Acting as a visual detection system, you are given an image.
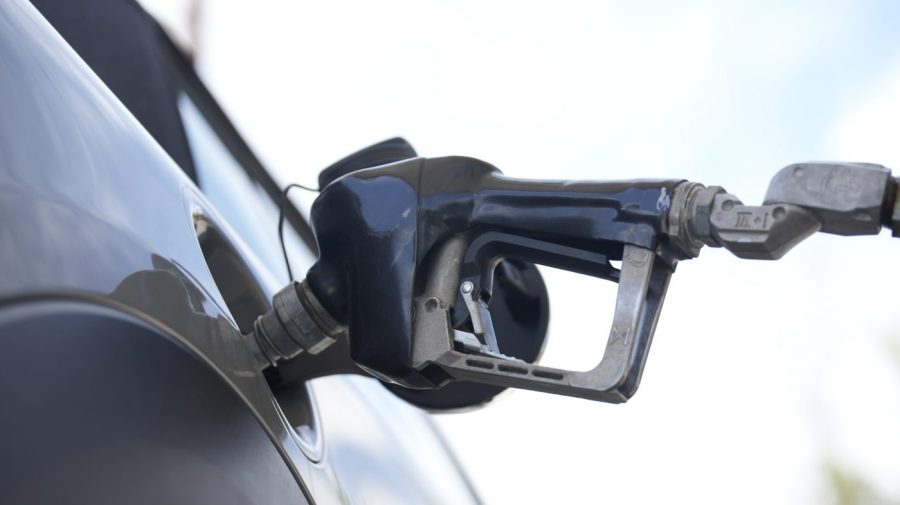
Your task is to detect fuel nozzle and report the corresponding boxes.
[251,156,899,406]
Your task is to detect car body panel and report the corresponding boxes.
[0,1,478,503]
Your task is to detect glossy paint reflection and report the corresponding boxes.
[0,2,480,504]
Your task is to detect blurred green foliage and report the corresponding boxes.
[825,460,898,505]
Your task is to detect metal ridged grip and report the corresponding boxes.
[251,280,345,368]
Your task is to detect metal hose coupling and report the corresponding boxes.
[250,279,346,368]
[668,163,897,261]
[667,180,821,260]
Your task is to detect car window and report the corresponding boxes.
[177,92,314,283]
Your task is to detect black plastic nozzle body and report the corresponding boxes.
[305,156,684,387]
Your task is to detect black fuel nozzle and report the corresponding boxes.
[250,157,900,404]
[294,156,689,402]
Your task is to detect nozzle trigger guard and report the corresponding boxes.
[412,232,673,403]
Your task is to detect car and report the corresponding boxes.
[0,1,482,503]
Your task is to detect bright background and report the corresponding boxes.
[140,1,900,503]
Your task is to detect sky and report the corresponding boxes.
[141,1,900,503]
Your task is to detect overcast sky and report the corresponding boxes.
[142,1,900,503]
